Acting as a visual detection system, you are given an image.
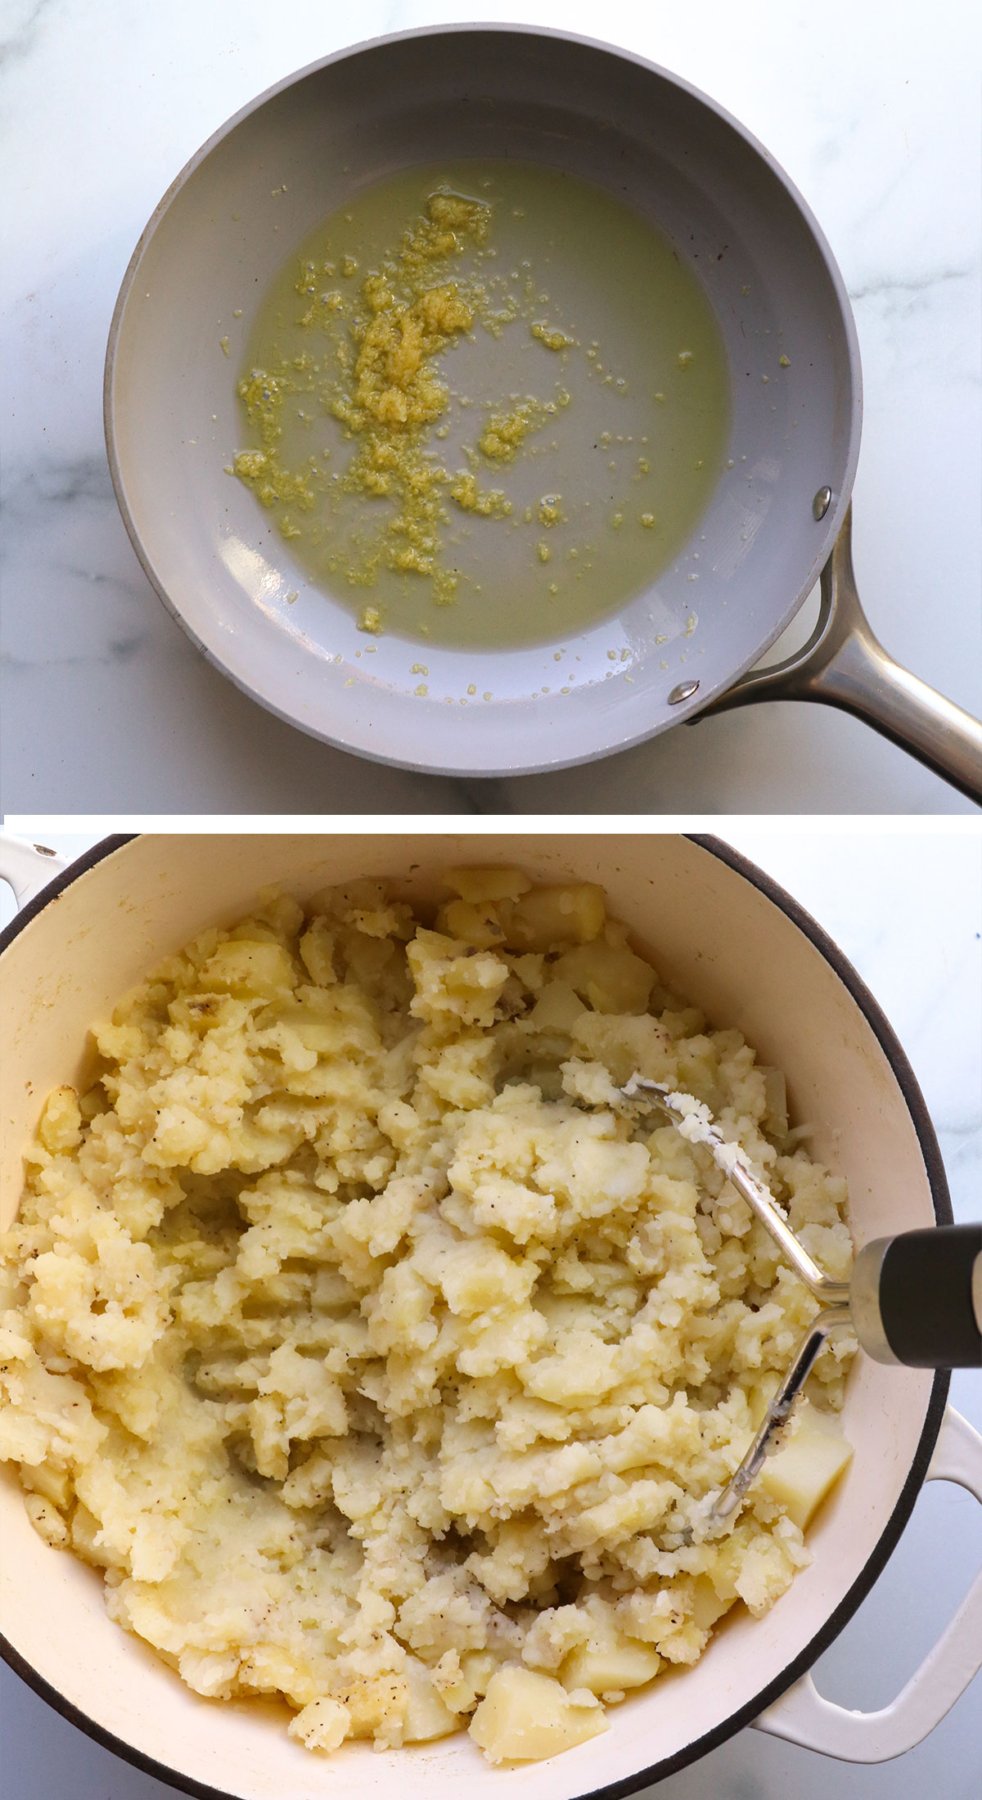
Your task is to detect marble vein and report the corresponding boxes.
[1,458,117,526]
[0,0,58,70]
[849,265,976,302]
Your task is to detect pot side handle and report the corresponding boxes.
[753,1406,982,1762]
[703,509,982,806]
[0,834,67,909]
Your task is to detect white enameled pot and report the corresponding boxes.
[1,833,979,1799]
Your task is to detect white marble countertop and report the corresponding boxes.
[2,0,980,814]
[0,825,979,1796]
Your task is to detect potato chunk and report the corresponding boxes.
[402,1657,462,1742]
[554,940,655,1014]
[443,866,532,903]
[504,884,606,950]
[561,1624,661,1695]
[760,1403,853,1529]
[37,1086,82,1154]
[469,1666,607,1764]
[288,1695,351,1752]
[691,1574,733,1632]
[201,939,297,999]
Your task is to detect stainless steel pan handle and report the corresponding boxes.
[705,508,982,805]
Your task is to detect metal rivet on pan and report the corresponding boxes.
[34,844,58,857]
[812,485,832,521]
[669,680,700,705]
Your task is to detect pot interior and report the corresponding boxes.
[0,834,939,1799]
[107,28,859,773]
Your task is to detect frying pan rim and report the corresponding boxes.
[103,22,863,779]
[0,830,950,1797]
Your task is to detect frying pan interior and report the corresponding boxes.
[108,27,860,772]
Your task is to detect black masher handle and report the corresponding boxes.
[852,1224,982,1368]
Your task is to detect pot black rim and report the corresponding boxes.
[0,830,952,1800]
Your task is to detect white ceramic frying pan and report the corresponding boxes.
[1,832,979,1800]
[104,26,982,796]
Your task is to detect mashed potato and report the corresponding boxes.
[0,871,854,1764]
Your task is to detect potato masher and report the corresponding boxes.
[617,1075,982,1532]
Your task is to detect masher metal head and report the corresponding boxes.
[612,1076,981,1539]
[615,1077,851,1536]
